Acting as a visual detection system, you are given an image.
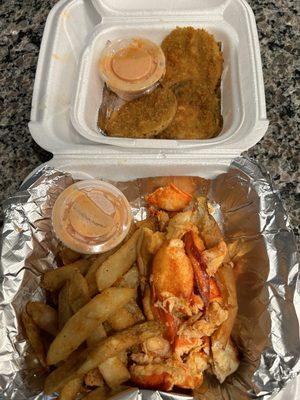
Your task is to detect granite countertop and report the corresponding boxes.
[0,0,299,247]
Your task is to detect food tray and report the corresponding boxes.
[5,0,296,398]
[29,0,268,153]
[71,0,268,148]
[1,160,299,400]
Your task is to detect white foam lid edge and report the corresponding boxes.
[91,0,231,17]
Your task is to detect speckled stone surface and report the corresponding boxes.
[0,0,299,247]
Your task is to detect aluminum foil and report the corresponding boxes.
[0,157,299,400]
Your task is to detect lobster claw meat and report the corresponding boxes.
[183,230,210,308]
[146,184,192,212]
[152,289,179,344]
[202,240,228,276]
[209,276,222,302]
[128,186,239,392]
[130,368,173,391]
[174,335,205,358]
[152,239,194,300]
[130,361,203,391]
[151,239,194,342]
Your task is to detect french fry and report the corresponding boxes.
[47,288,135,365]
[142,284,154,321]
[137,228,152,287]
[42,259,91,292]
[137,228,164,291]
[107,300,144,331]
[68,270,91,313]
[44,348,87,394]
[85,249,116,297]
[86,254,99,264]
[135,217,157,231]
[103,321,114,336]
[42,330,55,355]
[117,351,127,365]
[81,385,107,400]
[227,241,239,261]
[21,309,46,367]
[98,356,130,388]
[227,239,253,261]
[47,290,59,308]
[87,322,107,347]
[214,263,238,348]
[86,223,137,296]
[84,368,103,387]
[96,228,142,291]
[59,247,82,265]
[77,321,163,375]
[58,281,73,330]
[107,307,135,331]
[59,377,82,400]
[114,265,139,289]
[123,299,145,323]
[26,301,58,336]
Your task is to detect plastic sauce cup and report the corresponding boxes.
[52,180,132,254]
[99,37,166,100]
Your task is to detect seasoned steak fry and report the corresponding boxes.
[21,309,47,368]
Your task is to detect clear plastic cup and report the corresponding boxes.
[52,180,132,254]
[99,37,166,100]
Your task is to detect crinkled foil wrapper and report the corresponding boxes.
[0,157,299,400]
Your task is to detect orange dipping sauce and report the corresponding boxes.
[52,180,132,254]
[99,37,165,100]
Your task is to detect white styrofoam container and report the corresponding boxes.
[70,0,269,148]
[26,0,298,397]
[29,0,269,155]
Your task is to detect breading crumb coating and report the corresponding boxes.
[161,27,223,91]
[104,86,177,138]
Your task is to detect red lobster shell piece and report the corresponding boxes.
[209,277,222,303]
[131,369,173,391]
[130,361,203,390]
[145,184,193,212]
[183,230,210,308]
[152,302,179,344]
[151,239,194,343]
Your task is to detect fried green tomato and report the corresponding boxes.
[103,87,177,138]
[158,80,223,140]
[161,27,223,91]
